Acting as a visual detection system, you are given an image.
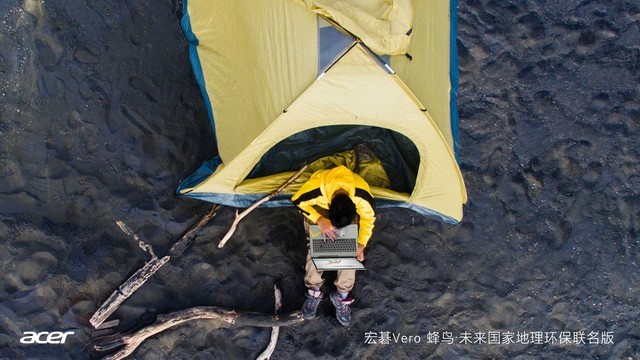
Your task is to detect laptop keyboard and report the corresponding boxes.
[312,238,357,254]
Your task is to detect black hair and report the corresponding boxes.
[329,193,356,228]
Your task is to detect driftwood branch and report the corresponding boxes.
[256,285,283,360]
[168,204,222,257]
[218,165,308,248]
[90,205,221,328]
[93,291,303,360]
[90,256,170,328]
[116,221,156,258]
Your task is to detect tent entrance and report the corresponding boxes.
[245,125,419,194]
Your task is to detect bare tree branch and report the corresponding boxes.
[256,285,283,360]
[90,205,221,328]
[218,165,308,248]
[93,307,304,360]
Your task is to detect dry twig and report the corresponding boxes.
[218,165,308,248]
[116,221,156,258]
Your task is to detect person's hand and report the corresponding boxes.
[357,244,365,261]
[317,217,338,240]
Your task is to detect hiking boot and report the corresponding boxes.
[330,290,354,327]
[301,289,323,320]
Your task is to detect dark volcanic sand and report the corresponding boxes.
[0,1,639,359]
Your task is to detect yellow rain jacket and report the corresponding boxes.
[292,166,376,246]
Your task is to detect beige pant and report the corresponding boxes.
[304,217,356,293]
[304,252,356,293]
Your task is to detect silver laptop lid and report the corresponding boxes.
[312,258,365,271]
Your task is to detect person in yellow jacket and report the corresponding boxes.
[291,165,375,326]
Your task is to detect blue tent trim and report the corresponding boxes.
[178,0,222,194]
[176,155,222,194]
[181,191,459,224]
[449,0,461,163]
[181,0,218,145]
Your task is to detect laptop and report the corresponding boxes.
[309,224,365,271]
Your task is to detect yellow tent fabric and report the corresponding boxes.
[298,0,413,55]
[179,0,466,223]
[185,0,318,163]
[182,44,466,222]
[392,0,455,149]
[184,0,456,156]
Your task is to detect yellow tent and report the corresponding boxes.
[178,0,467,223]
